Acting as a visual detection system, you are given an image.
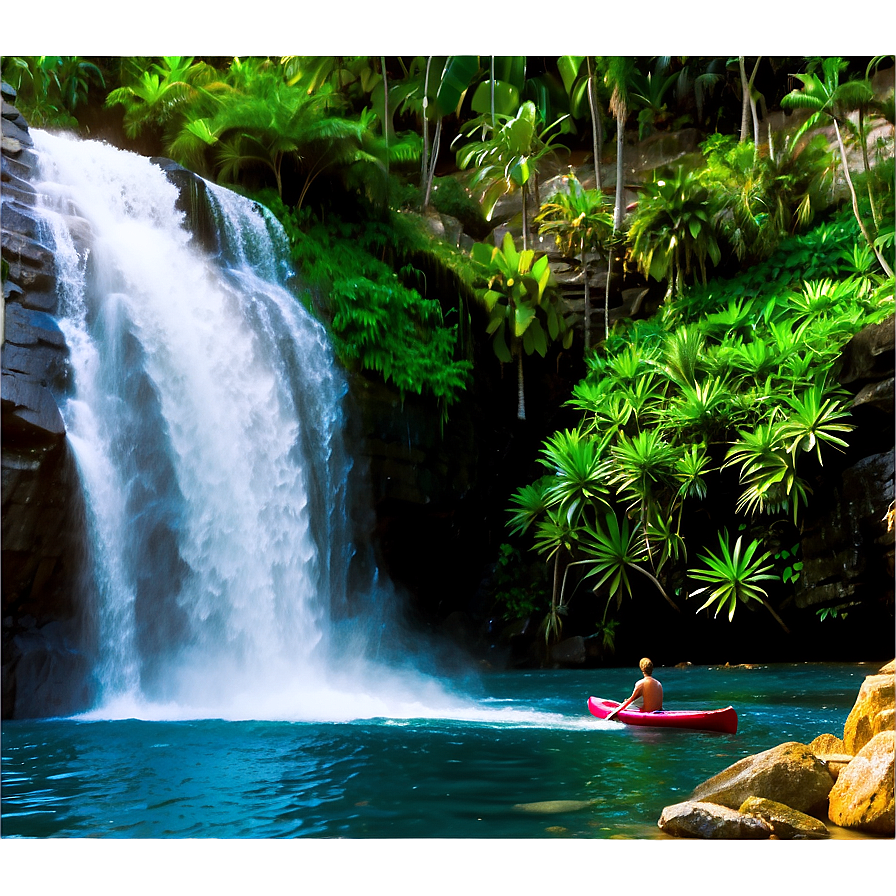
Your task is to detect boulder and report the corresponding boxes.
[828,730,895,835]
[658,800,773,839]
[689,741,833,814]
[739,796,829,839]
[839,314,896,385]
[808,732,848,756]
[808,732,853,780]
[843,667,896,754]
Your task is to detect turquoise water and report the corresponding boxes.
[1,662,881,840]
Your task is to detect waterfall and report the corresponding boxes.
[30,131,467,722]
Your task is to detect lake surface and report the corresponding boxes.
[0,662,886,840]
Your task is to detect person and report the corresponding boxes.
[607,657,663,719]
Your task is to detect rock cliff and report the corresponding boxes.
[2,82,94,718]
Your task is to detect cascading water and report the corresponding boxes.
[30,131,497,723]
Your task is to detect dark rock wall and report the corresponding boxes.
[2,82,96,718]
[796,315,895,613]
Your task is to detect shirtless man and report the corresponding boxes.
[607,657,663,719]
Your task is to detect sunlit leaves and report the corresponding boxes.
[507,477,553,537]
[539,429,612,522]
[626,168,722,295]
[779,381,853,464]
[607,430,677,506]
[689,531,779,621]
[724,422,812,522]
[579,513,647,605]
[471,232,573,415]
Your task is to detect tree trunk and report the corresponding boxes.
[603,249,613,343]
[381,56,389,175]
[421,56,431,209]
[834,118,894,277]
[423,118,441,209]
[587,56,603,192]
[521,181,529,250]
[582,234,591,351]
[614,107,625,231]
[857,108,880,227]
[490,56,496,130]
[740,57,761,146]
[516,349,526,420]
[739,57,750,142]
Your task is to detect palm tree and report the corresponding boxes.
[535,175,614,349]
[630,58,681,139]
[169,62,386,204]
[105,56,223,141]
[599,57,636,342]
[471,231,573,420]
[782,57,894,278]
[558,55,604,191]
[737,56,762,146]
[626,168,722,298]
[602,56,636,233]
[457,101,569,250]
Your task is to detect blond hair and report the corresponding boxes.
[639,657,654,676]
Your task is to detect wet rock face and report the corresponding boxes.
[1,82,94,719]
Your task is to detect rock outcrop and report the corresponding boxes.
[688,741,834,815]
[796,315,895,613]
[660,660,896,839]
[738,796,829,839]
[843,663,896,754]
[658,800,773,839]
[828,730,895,835]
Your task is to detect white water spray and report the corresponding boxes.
[30,132,570,727]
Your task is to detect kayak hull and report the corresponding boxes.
[588,696,738,734]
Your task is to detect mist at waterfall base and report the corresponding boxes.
[30,129,505,725]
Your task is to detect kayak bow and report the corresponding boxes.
[588,696,737,734]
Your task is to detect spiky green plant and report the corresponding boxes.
[578,513,679,612]
[626,167,722,297]
[689,531,786,631]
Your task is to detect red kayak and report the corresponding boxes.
[588,696,738,734]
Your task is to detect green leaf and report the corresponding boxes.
[514,303,536,337]
[557,56,585,94]
[470,79,520,117]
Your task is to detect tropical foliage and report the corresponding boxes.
[470,232,573,420]
[1,55,105,127]
[535,175,615,347]
[7,55,894,650]
[505,207,893,644]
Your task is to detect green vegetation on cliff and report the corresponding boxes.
[4,54,893,650]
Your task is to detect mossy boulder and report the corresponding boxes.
[739,796,829,839]
[828,730,895,835]
[689,741,833,814]
[658,800,773,839]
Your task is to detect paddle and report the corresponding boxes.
[605,703,623,722]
